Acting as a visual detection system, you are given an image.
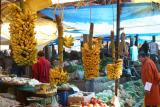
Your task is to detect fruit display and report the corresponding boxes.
[49,67,68,85]
[81,97,109,107]
[0,77,29,85]
[106,59,123,80]
[63,35,74,48]
[9,8,37,65]
[82,38,101,80]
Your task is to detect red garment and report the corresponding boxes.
[141,57,160,105]
[32,57,51,83]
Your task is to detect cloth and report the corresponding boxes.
[141,58,160,105]
[142,97,160,107]
[130,45,138,61]
[149,42,159,55]
[32,57,51,83]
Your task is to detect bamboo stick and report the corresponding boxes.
[88,23,94,49]
[55,15,63,72]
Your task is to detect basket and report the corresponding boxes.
[35,83,57,95]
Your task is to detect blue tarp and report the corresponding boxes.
[40,2,160,36]
[40,3,160,23]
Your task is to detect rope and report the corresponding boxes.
[111,0,115,30]
[123,23,160,28]
[89,0,92,23]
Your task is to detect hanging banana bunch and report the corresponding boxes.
[82,38,101,80]
[49,67,68,86]
[106,59,123,80]
[1,3,21,22]
[9,8,37,65]
[63,35,74,48]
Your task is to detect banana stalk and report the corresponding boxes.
[55,15,63,72]
[111,31,115,63]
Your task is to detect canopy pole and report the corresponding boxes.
[0,21,1,51]
[55,15,63,72]
[115,0,121,96]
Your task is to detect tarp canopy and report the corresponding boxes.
[1,18,57,50]
[40,2,160,37]
[133,0,160,3]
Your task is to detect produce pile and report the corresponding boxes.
[9,7,37,65]
[95,79,144,107]
[49,67,68,85]
[81,97,109,107]
[82,38,101,80]
[106,59,123,80]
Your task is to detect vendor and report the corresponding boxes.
[32,51,51,83]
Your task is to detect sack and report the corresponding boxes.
[24,0,52,12]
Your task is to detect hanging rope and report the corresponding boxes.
[89,0,92,23]
[54,0,64,20]
[111,0,115,31]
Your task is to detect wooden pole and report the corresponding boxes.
[88,23,94,49]
[55,15,63,72]
[135,35,138,46]
[0,20,1,51]
[115,0,121,96]
[111,31,115,63]
[87,22,94,92]
[19,0,24,10]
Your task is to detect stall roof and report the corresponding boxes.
[40,2,160,36]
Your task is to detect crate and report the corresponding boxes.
[57,90,76,107]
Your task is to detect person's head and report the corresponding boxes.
[37,50,44,57]
[138,51,148,63]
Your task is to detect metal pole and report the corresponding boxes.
[115,0,121,96]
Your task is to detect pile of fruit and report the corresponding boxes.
[82,97,109,107]
[9,7,37,65]
[49,67,68,85]
[82,38,101,80]
[106,59,123,80]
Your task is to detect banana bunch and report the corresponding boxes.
[49,67,68,85]
[63,35,74,48]
[106,59,123,80]
[1,3,21,21]
[9,9,37,65]
[82,38,101,80]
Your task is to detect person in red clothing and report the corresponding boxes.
[139,51,160,107]
[32,51,51,83]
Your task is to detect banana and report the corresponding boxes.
[82,38,101,80]
[49,67,68,86]
[63,35,74,48]
[9,8,37,65]
[106,59,123,80]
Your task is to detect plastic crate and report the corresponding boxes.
[57,90,76,107]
